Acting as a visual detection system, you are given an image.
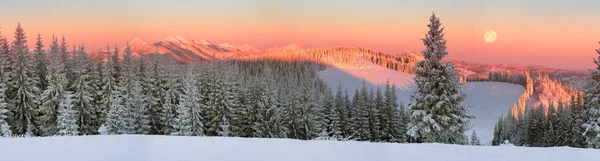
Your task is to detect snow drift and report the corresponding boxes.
[0,135,597,161]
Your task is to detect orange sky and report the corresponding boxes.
[1,0,599,70]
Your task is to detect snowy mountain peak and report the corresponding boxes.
[129,37,147,45]
[163,35,191,44]
[193,39,213,46]
[218,43,235,48]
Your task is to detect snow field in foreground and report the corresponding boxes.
[0,135,598,161]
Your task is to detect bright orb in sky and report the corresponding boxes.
[484,30,497,43]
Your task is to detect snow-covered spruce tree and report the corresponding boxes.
[563,94,587,148]
[334,84,351,139]
[251,66,286,138]
[38,35,67,136]
[90,47,106,130]
[470,130,481,146]
[525,106,546,147]
[396,101,409,143]
[70,45,98,135]
[58,36,75,88]
[366,88,380,142]
[381,82,407,143]
[0,30,11,80]
[143,53,166,135]
[0,31,12,137]
[8,23,41,136]
[297,78,322,140]
[202,62,239,136]
[0,76,11,137]
[324,86,342,140]
[100,45,131,135]
[583,42,600,149]
[57,92,78,136]
[555,102,569,146]
[128,57,150,134]
[160,56,179,135]
[172,64,204,136]
[117,43,148,134]
[33,33,47,91]
[407,13,474,144]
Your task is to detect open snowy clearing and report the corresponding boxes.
[0,135,598,161]
[318,66,525,144]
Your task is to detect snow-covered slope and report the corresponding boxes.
[1,135,597,161]
[318,66,524,144]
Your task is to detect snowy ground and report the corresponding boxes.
[318,66,524,144]
[0,135,598,161]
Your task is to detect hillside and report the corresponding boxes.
[1,135,598,161]
[317,65,525,144]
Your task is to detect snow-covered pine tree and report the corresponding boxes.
[0,31,12,137]
[525,106,546,147]
[334,83,351,139]
[8,22,41,136]
[470,130,481,146]
[100,44,131,135]
[545,103,559,146]
[57,92,78,136]
[569,95,587,148]
[59,36,75,87]
[375,86,389,142]
[353,83,370,141]
[366,88,380,142]
[144,53,166,135]
[250,66,286,138]
[382,82,407,143]
[203,63,239,137]
[33,33,47,91]
[583,42,600,149]
[0,74,11,137]
[38,35,67,136]
[116,43,148,134]
[324,86,342,140]
[160,56,179,135]
[492,116,504,145]
[0,30,10,80]
[70,45,97,135]
[90,47,106,130]
[407,13,474,144]
[172,64,204,136]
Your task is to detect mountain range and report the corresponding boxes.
[92,35,590,89]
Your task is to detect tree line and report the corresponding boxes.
[0,23,414,144]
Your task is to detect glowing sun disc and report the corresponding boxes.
[484,30,497,43]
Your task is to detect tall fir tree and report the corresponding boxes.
[99,44,130,135]
[203,63,240,136]
[0,73,11,137]
[8,22,41,136]
[172,65,204,136]
[144,54,166,134]
[407,13,474,143]
[0,30,12,137]
[33,33,47,91]
[583,42,600,149]
[160,56,179,135]
[70,45,97,135]
[38,35,68,136]
[470,130,481,146]
[56,92,78,136]
[90,47,106,130]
